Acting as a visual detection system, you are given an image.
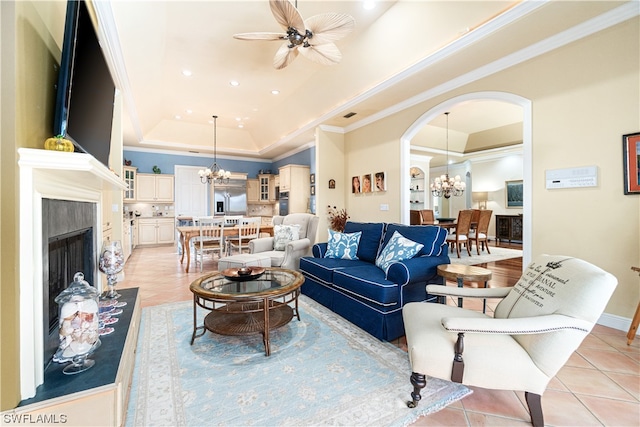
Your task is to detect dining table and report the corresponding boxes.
[177,224,275,273]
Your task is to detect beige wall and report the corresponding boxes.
[342,19,640,320]
[1,0,66,410]
[315,127,346,242]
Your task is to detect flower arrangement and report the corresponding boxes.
[327,205,349,232]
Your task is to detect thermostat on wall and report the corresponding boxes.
[545,166,598,189]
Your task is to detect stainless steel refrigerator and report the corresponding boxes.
[211,180,247,216]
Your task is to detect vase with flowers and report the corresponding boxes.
[327,205,349,232]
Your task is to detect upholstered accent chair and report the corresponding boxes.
[249,213,319,270]
[402,254,617,426]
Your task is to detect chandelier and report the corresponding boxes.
[198,115,231,184]
[430,112,465,198]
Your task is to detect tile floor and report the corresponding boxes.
[119,244,640,426]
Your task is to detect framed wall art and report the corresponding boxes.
[310,173,315,184]
[351,176,360,193]
[362,174,373,193]
[374,171,386,192]
[623,132,640,194]
[505,180,523,208]
[310,185,315,195]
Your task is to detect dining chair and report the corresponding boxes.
[419,209,435,225]
[192,216,225,272]
[223,215,243,227]
[469,209,492,255]
[446,210,472,258]
[226,217,261,255]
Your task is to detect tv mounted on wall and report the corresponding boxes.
[53,0,115,169]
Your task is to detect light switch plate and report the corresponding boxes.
[380,204,389,211]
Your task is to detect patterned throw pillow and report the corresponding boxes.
[273,224,301,251]
[375,231,424,273]
[324,230,362,260]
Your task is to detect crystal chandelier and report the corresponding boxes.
[198,115,231,184]
[430,112,465,198]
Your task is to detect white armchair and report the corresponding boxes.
[249,213,319,270]
[402,254,617,426]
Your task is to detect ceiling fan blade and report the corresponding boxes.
[305,13,355,45]
[270,0,304,32]
[233,32,286,41]
[273,43,299,69]
[299,43,342,66]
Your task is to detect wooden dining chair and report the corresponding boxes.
[469,209,492,255]
[419,209,435,225]
[226,217,261,255]
[446,210,472,258]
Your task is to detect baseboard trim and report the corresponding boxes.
[598,312,636,336]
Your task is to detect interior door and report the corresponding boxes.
[174,165,207,217]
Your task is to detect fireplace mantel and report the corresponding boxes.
[18,148,126,399]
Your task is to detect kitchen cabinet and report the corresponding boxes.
[278,165,310,213]
[137,217,175,245]
[495,214,523,244]
[137,173,174,202]
[123,166,137,201]
[258,174,277,202]
[247,179,260,203]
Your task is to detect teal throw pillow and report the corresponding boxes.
[324,229,362,260]
[273,224,301,251]
[375,231,424,273]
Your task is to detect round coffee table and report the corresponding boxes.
[189,267,304,356]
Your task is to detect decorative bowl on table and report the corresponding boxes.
[221,267,266,281]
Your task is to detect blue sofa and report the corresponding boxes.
[299,221,450,341]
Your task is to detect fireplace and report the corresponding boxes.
[18,148,127,399]
[42,199,96,369]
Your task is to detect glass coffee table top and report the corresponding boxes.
[190,268,303,300]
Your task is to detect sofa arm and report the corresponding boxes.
[249,237,275,254]
[312,242,328,258]
[280,238,312,270]
[386,253,449,285]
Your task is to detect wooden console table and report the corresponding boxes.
[3,288,141,426]
[495,214,523,244]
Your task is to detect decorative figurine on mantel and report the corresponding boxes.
[53,272,101,375]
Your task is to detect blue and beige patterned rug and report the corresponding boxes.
[126,296,471,426]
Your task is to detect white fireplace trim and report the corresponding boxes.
[18,148,126,399]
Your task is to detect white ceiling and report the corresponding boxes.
[93,0,631,160]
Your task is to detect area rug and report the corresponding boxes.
[446,245,522,266]
[126,296,471,426]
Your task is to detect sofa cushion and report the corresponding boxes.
[273,224,300,251]
[281,213,311,239]
[343,222,385,263]
[375,231,424,273]
[325,230,362,260]
[254,250,285,267]
[333,265,400,306]
[300,256,370,284]
[382,224,448,257]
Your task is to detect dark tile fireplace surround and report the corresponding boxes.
[42,199,96,368]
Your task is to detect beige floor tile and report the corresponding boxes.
[556,366,635,401]
[538,389,601,426]
[577,347,640,375]
[460,387,530,421]
[410,407,469,426]
[576,394,640,426]
[604,371,640,401]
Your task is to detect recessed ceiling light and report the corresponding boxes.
[235,117,241,121]
[181,69,192,77]
[238,124,244,128]
[271,90,280,95]
[230,80,240,87]
[186,109,193,114]
[175,115,182,120]
[363,1,375,10]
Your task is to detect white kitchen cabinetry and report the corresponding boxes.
[137,173,174,202]
[247,179,260,203]
[278,165,310,213]
[123,166,137,201]
[137,218,175,245]
[259,174,277,202]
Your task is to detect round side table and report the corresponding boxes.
[437,264,493,312]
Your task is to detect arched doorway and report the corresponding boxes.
[400,91,532,266]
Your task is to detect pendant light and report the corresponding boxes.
[430,112,465,198]
[198,115,231,184]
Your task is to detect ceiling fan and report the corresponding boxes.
[233,0,355,70]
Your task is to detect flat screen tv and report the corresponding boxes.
[53,0,115,169]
